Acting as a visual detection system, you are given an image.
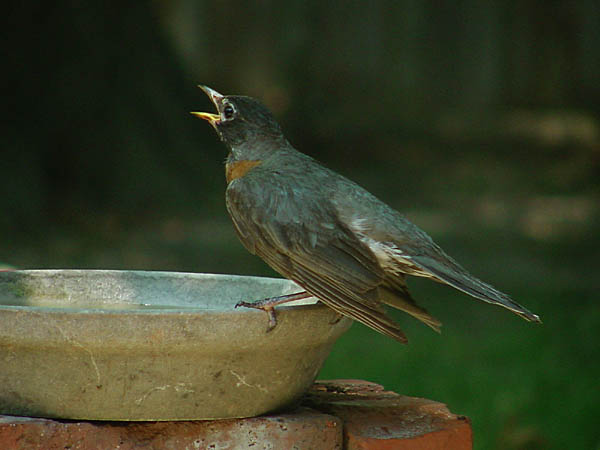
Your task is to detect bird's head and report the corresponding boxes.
[192,86,286,158]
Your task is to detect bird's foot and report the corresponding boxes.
[235,300,278,331]
[235,291,312,333]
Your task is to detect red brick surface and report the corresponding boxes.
[0,380,471,449]
[306,380,472,450]
[0,408,342,450]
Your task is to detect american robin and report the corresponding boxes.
[192,86,541,343]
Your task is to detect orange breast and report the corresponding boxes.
[226,160,262,183]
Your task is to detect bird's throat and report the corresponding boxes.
[225,159,262,183]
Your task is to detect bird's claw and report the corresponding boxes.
[265,308,277,332]
[235,300,278,332]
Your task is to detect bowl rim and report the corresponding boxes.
[0,269,322,315]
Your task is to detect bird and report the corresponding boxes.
[191,85,541,343]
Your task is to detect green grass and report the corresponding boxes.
[4,138,598,449]
[319,252,599,450]
[8,211,598,449]
[11,220,597,449]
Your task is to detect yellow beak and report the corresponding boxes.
[190,111,220,125]
[191,85,224,126]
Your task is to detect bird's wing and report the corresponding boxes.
[337,191,541,323]
[405,248,541,322]
[226,172,415,342]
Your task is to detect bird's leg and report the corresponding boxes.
[235,291,313,332]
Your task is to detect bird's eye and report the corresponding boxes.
[223,104,235,120]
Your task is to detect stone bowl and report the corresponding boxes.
[0,270,351,421]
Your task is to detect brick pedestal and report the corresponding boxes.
[0,380,471,449]
[307,380,472,449]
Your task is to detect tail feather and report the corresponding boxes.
[413,255,542,323]
[379,285,442,333]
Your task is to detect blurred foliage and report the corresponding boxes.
[2,2,600,449]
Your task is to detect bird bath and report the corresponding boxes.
[0,270,351,421]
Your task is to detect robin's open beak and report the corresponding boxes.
[191,85,224,127]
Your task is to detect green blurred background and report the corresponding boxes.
[3,2,599,449]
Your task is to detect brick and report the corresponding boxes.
[0,408,342,450]
[0,380,471,449]
[306,380,472,450]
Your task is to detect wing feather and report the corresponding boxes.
[225,164,448,341]
[226,175,413,342]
